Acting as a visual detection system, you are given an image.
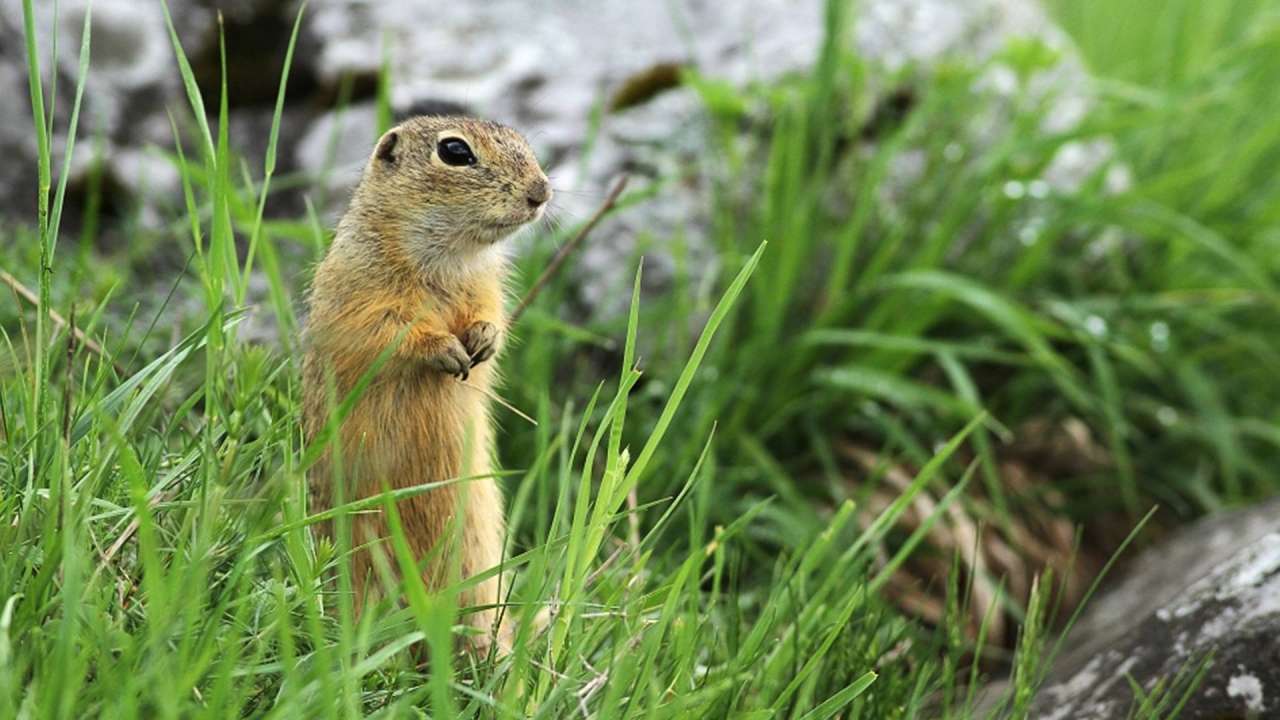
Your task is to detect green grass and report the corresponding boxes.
[3,0,1279,717]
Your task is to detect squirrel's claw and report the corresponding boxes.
[461,321,500,368]
[425,337,472,380]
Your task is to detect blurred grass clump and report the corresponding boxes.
[2,0,1278,717]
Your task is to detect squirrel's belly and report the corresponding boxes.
[342,376,489,494]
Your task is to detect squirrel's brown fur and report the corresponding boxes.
[302,116,551,650]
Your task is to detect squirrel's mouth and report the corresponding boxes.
[478,217,534,244]
[484,210,541,233]
[483,219,526,233]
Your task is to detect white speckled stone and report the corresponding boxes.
[1027,500,1280,719]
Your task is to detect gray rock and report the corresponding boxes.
[292,102,380,217]
[0,32,34,221]
[0,0,215,222]
[1028,500,1280,719]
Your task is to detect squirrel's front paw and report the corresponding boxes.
[424,336,473,381]
[460,321,500,368]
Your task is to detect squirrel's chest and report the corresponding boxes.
[420,280,506,334]
[416,295,475,337]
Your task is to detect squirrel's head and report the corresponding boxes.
[353,115,552,260]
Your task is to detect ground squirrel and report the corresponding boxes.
[302,116,551,650]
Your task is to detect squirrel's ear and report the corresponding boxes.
[375,131,399,164]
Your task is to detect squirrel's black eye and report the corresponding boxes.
[437,138,477,167]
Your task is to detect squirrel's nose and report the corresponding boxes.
[526,178,551,208]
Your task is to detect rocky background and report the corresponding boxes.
[1,2,1275,718]
[1,0,1077,315]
